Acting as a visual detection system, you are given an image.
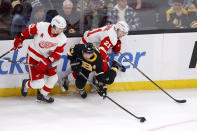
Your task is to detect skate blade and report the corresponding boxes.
[35,99,54,104]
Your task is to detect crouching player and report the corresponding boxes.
[66,43,125,99]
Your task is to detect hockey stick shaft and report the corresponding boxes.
[79,72,146,122]
[0,50,12,59]
[0,57,61,68]
[119,52,186,103]
[105,95,145,120]
[0,58,37,66]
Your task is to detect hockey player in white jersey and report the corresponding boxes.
[11,15,67,103]
[81,21,129,72]
[79,21,129,93]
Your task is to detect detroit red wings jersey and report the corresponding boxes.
[82,24,117,47]
[81,24,121,61]
[22,22,67,63]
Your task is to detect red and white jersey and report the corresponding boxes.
[81,24,121,61]
[22,22,67,63]
[81,24,117,47]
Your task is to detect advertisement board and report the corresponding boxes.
[0,32,197,96]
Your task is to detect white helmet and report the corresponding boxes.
[114,21,129,34]
[51,15,67,29]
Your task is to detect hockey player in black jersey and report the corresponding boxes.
[67,43,106,98]
[65,43,126,99]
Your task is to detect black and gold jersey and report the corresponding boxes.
[166,8,189,28]
[67,44,103,74]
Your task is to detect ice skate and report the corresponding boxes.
[79,89,87,99]
[37,90,54,103]
[60,76,69,92]
[21,79,29,97]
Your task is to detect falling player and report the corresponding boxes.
[66,42,126,98]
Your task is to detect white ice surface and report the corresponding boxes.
[0,88,196,131]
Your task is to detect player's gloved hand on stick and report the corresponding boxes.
[37,58,51,72]
[97,85,107,97]
[71,58,82,75]
[11,33,25,50]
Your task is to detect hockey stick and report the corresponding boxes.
[119,52,186,103]
[0,58,61,68]
[79,72,146,123]
[0,42,24,59]
[0,50,13,59]
[0,58,37,67]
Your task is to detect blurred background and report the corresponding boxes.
[0,0,197,39]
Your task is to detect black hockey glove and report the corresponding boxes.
[71,58,82,75]
[97,85,107,97]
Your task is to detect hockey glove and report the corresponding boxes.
[71,58,82,75]
[97,85,107,97]
[12,33,25,50]
[112,40,121,54]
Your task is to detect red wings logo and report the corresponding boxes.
[39,41,57,48]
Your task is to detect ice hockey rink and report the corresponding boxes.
[0,88,196,131]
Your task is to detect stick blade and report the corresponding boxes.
[139,117,146,123]
[176,99,187,103]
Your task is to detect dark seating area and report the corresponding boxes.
[0,0,197,40]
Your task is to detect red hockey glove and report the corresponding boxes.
[112,40,121,54]
[11,34,25,50]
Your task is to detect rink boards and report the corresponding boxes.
[0,32,197,97]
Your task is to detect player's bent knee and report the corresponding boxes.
[107,78,115,84]
[45,74,58,88]
[107,70,117,84]
[75,80,86,89]
[29,79,45,89]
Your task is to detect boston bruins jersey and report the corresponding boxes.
[67,44,103,74]
[166,8,189,28]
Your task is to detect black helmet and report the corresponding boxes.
[83,43,95,54]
